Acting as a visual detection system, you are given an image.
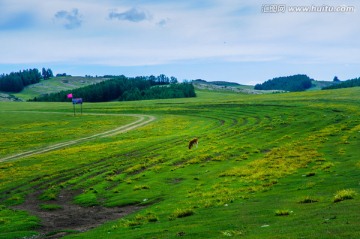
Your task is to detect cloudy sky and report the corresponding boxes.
[0,0,359,84]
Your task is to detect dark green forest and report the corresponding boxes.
[254,74,313,92]
[31,75,196,102]
[322,77,360,90]
[0,68,53,92]
[0,69,42,92]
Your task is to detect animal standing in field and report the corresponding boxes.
[188,138,198,149]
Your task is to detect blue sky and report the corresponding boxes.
[0,0,359,85]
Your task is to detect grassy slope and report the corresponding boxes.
[12,76,109,101]
[307,80,336,91]
[0,88,359,238]
[193,82,271,95]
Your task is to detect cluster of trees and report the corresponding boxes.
[0,68,54,92]
[31,75,195,102]
[0,69,42,92]
[56,73,70,77]
[42,68,53,80]
[121,83,196,101]
[322,77,360,90]
[254,74,313,92]
[103,74,178,85]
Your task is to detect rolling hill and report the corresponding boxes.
[1,75,343,103]
[11,76,110,101]
[192,79,273,94]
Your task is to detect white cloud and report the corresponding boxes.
[54,8,82,29]
[109,7,152,22]
[156,18,169,27]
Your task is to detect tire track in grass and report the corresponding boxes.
[0,112,156,163]
[2,112,231,197]
[1,114,208,196]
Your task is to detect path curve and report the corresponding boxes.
[0,113,156,163]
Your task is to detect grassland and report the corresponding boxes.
[0,87,359,238]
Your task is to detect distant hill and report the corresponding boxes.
[13,76,109,101]
[322,77,360,90]
[192,79,282,94]
[209,81,241,87]
[255,74,313,92]
[0,68,42,93]
[31,75,196,102]
[193,79,241,87]
[308,80,339,90]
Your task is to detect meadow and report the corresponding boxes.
[0,88,359,238]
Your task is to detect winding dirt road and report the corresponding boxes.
[0,113,156,163]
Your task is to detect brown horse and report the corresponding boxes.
[188,138,198,149]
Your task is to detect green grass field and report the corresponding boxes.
[0,88,359,238]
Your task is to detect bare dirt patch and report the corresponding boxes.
[13,190,143,238]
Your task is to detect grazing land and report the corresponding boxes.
[0,87,359,238]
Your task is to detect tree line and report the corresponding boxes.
[254,74,313,92]
[322,77,360,90]
[0,68,53,92]
[31,75,196,102]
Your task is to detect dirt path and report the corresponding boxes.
[13,189,145,239]
[0,112,156,163]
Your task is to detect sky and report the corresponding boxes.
[0,0,359,85]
